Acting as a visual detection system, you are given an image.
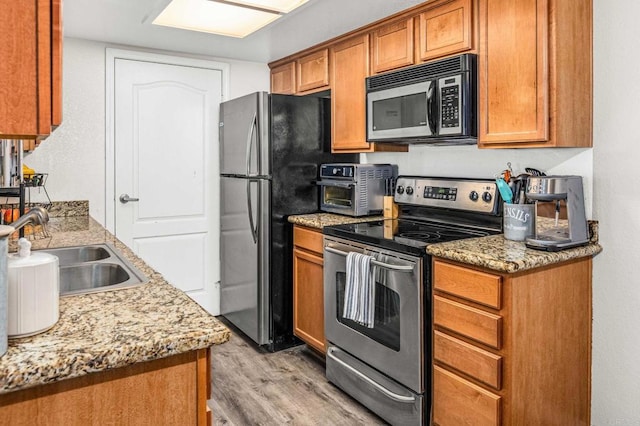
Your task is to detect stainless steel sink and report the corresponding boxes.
[39,244,148,296]
[47,245,111,266]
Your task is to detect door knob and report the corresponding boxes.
[119,194,139,204]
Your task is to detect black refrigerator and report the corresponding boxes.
[219,92,356,351]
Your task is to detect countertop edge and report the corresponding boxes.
[0,215,231,394]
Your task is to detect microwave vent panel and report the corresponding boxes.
[366,54,476,91]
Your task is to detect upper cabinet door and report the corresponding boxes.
[296,49,329,93]
[478,0,549,145]
[270,62,296,95]
[417,0,473,62]
[371,18,415,74]
[0,0,58,140]
[478,0,592,148]
[330,35,371,152]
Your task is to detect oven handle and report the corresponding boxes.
[325,246,415,272]
[316,181,355,188]
[326,347,416,404]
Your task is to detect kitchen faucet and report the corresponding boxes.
[10,206,50,237]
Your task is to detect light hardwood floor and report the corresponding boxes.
[209,320,387,425]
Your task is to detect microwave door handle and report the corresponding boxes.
[427,80,437,136]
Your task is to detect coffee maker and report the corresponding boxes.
[524,175,590,251]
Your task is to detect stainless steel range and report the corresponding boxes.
[323,176,503,425]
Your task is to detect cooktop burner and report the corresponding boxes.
[322,176,503,256]
[323,218,495,256]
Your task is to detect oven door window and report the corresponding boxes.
[323,186,353,207]
[334,271,401,351]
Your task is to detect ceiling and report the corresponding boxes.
[63,0,425,63]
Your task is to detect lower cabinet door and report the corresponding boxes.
[433,365,501,426]
[293,247,325,353]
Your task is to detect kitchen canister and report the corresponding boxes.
[503,203,536,241]
[7,238,59,338]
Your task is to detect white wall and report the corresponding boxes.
[591,0,640,424]
[25,37,269,226]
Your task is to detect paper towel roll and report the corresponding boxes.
[8,250,59,338]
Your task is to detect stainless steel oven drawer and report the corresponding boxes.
[326,346,424,426]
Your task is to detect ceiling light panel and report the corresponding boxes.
[153,0,282,38]
[217,0,309,14]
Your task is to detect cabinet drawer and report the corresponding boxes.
[434,261,502,309]
[293,226,323,254]
[434,295,502,349]
[433,366,501,426]
[434,330,502,389]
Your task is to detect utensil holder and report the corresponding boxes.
[503,203,535,241]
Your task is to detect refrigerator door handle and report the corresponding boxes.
[245,112,257,177]
[246,178,258,244]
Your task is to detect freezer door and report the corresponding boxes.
[219,92,270,177]
[220,176,271,345]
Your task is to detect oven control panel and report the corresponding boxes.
[394,177,498,213]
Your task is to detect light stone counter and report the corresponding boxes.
[288,212,384,229]
[0,214,230,394]
[427,221,602,273]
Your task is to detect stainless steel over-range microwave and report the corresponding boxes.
[366,53,477,145]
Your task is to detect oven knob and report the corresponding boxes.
[406,186,414,195]
[332,167,340,176]
[469,190,479,201]
[482,191,493,203]
[397,185,405,195]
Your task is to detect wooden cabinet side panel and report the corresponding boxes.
[549,0,592,147]
[51,0,63,128]
[37,0,53,137]
[330,35,372,152]
[293,248,326,353]
[0,0,38,138]
[478,0,548,145]
[0,352,200,425]
[505,259,592,425]
[418,0,473,62]
[371,18,415,74]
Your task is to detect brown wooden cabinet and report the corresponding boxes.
[296,49,330,93]
[478,0,592,148]
[0,349,212,425]
[293,225,326,353]
[432,258,592,425]
[270,62,296,95]
[370,18,415,74]
[417,0,474,62]
[0,0,62,140]
[330,35,370,153]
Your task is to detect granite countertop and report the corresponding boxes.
[288,212,384,229]
[0,214,230,394]
[427,220,603,273]
[289,212,602,274]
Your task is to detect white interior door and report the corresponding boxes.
[111,54,224,315]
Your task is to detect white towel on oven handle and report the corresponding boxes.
[343,252,376,328]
